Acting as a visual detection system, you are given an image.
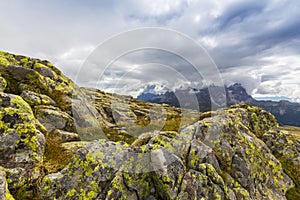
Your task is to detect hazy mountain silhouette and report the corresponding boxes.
[138,83,300,126]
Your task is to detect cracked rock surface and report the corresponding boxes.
[39,105,296,200]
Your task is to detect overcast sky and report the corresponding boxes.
[0,0,300,102]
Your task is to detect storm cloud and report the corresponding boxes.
[0,0,299,101]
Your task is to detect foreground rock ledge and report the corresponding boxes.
[39,105,296,200]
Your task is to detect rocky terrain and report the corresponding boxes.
[0,51,299,200]
[138,83,300,126]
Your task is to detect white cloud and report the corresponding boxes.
[0,0,300,101]
[199,36,218,48]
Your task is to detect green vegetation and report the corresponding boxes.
[278,126,300,200]
[279,156,300,200]
[280,125,300,140]
[43,135,72,174]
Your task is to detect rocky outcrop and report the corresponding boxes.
[39,105,296,200]
[0,51,81,199]
[0,51,299,200]
[20,90,56,107]
[0,92,45,198]
[35,106,75,132]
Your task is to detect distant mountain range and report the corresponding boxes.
[137,83,300,126]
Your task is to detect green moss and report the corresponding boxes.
[286,187,300,200]
[25,71,47,93]
[189,149,199,167]
[107,189,113,197]
[11,186,28,200]
[43,135,72,174]
[23,135,39,153]
[9,95,33,114]
[6,192,15,200]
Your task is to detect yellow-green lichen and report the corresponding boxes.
[0,56,10,67]
[66,189,77,197]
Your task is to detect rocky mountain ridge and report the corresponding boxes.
[0,51,299,200]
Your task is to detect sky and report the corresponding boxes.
[0,0,300,102]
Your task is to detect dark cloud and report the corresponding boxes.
[215,1,267,31]
[0,0,299,101]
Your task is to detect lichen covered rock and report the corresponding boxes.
[20,90,56,107]
[0,92,45,197]
[39,140,127,200]
[39,105,295,200]
[0,167,15,200]
[0,75,7,92]
[177,164,232,200]
[0,51,77,113]
[36,106,75,132]
[192,105,294,199]
[51,129,80,142]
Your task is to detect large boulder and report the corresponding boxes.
[35,106,75,132]
[177,164,234,200]
[0,93,45,198]
[20,90,56,107]
[0,51,77,113]
[51,129,80,142]
[192,105,294,199]
[39,140,128,200]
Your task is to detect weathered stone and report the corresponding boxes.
[0,52,77,114]
[193,106,294,199]
[262,128,300,166]
[20,90,56,107]
[187,139,220,171]
[177,164,231,200]
[36,107,75,132]
[34,63,55,79]
[0,167,14,200]
[0,92,45,197]
[39,140,127,200]
[0,76,6,92]
[61,141,90,154]
[51,129,80,142]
